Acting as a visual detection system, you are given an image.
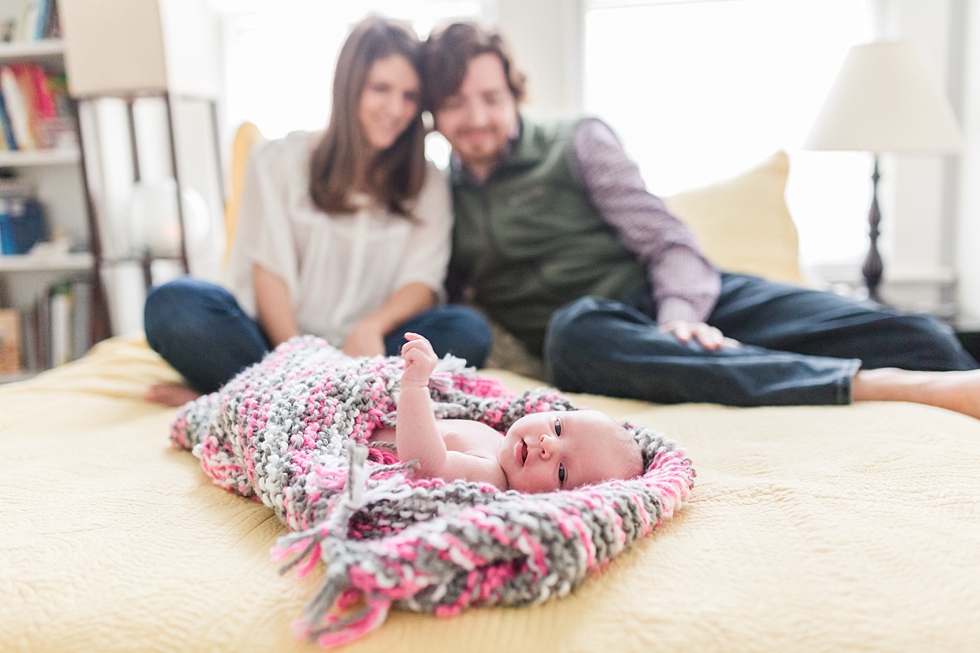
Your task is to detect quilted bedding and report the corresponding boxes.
[2,335,980,652]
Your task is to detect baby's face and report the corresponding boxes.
[497,410,642,494]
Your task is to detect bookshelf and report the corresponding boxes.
[0,38,65,64]
[0,251,91,272]
[0,147,78,166]
[0,5,102,383]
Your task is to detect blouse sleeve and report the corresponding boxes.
[391,162,453,298]
[224,139,301,315]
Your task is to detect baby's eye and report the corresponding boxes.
[558,463,566,486]
[554,418,562,436]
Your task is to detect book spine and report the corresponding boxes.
[18,0,38,42]
[1,66,35,150]
[0,199,14,255]
[12,65,42,147]
[0,308,20,374]
[34,0,49,40]
[71,280,92,360]
[35,288,49,369]
[50,283,70,367]
[30,65,55,119]
[0,89,18,150]
[20,304,36,371]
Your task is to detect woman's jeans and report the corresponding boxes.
[144,276,493,394]
[543,273,978,406]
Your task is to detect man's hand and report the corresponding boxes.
[342,318,386,358]
[659,320,740,351]
[401,332,439,388]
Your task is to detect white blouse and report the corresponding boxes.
[223,130,452,347]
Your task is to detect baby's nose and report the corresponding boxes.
[537,433,557,457]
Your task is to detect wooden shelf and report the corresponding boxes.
[0,148,80,167]
[0,39,64,65]
[0,251,93,272]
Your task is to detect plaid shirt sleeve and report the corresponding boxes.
[569,118,721,324]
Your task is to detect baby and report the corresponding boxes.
[369,333,644,493]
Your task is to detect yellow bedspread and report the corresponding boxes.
[2,336,980,652]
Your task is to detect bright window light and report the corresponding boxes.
[585,0,874,267]
[218,1,482,141]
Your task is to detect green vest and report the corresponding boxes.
[450,117,646,355]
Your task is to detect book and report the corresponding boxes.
[33,0,49,40]
[17,0,37,42]
[0,88,17,150]
[29,65,54,119]
[0,199,14,255]
[71,279,91,360]
[7,196,47,254]
[49,280,70,366]
[0,66,35,150]
[11,64,42,145]
[19,304,35,370]
[0,308,19,373]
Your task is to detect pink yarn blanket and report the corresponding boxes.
[171,336,694,647]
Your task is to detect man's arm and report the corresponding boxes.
[569,119,722,328]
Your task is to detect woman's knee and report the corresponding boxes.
[144,277,234,346]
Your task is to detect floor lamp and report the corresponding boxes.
[60,0,222,335]
[803,41,962,303]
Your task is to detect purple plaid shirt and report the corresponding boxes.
[568,118,720,324]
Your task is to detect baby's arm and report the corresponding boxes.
[397,334,508,489]
[396,333,451,479]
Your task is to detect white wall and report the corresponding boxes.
[871,0,961,315]
[502,0,972,318]
[958,0,980,322]
[488,0,583,114]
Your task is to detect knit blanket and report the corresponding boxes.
[171,335,695,648]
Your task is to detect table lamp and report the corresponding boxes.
[803,40,963,303]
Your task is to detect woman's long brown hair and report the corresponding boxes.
[309,17,426,217]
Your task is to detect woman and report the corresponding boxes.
[143,17,492,406]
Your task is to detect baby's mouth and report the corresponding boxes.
[521,441,528,466]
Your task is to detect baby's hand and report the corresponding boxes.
[401,333,438,388]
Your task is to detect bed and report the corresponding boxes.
[3,153,980,652]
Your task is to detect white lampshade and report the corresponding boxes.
[59,0,219,99]
[804,41,962,154]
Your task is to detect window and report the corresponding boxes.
[215,1,482,145]
[584,0,874,266]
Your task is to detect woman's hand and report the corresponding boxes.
[401,332,438,388]
[659,320,740,351]
[342,282,437,358]
[342,318,387,358]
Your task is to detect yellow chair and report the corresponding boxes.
[223,122,266,265]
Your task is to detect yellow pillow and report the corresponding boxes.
[223,122,266,265]
[663,151,803,284]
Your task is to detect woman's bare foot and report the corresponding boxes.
[852,368,980,420]
[144,382,202,407]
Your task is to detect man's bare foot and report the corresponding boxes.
[144,382,202,407]
[852,368,980,420]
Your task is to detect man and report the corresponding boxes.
[422,21,980,419]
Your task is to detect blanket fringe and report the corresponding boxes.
[273,441,407,644]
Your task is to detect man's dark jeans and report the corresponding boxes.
[544,273,978,406]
